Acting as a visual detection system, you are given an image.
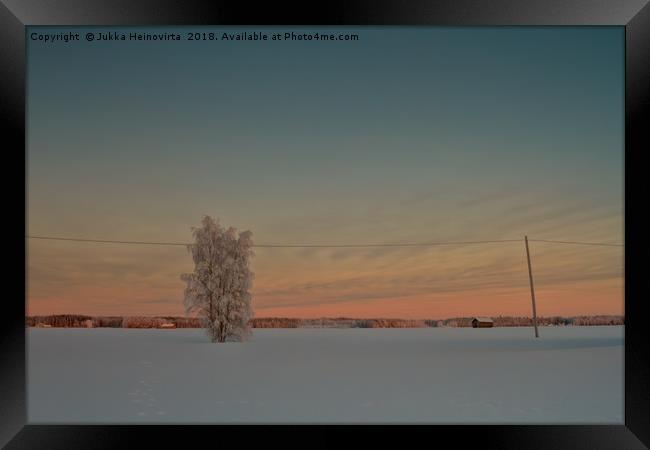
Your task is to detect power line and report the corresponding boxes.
[27,236,188,246]
[26,235,623,248]
[252,239,523,248]
[528,239,624,247]
[26,235,521,248]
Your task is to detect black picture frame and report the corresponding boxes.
[2,1,648,448]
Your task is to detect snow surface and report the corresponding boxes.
[27,326,623,424]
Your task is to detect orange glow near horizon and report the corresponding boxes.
[253,282,624,320]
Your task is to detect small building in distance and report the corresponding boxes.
[35,323,52,328]
[159,323,176,329]
[83,319,93,328]
[471,317,494,328]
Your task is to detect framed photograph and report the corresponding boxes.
[2,0,648,448]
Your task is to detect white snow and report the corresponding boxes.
[27,326,623,424]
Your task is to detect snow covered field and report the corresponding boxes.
[27,326,623,424]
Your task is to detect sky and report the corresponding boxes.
[27,26,624,319]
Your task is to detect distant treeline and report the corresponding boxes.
[26,315,203,328]
[26,314,624,329]
[438,315,624,327]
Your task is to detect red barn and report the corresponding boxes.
[471,317,494,328]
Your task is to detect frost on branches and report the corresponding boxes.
[181,216,255,343]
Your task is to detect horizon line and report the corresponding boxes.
[26,313,625,321]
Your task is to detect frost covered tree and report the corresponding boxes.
[180,216,254,343]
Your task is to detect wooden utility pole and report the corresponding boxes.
[524,236,539,338]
